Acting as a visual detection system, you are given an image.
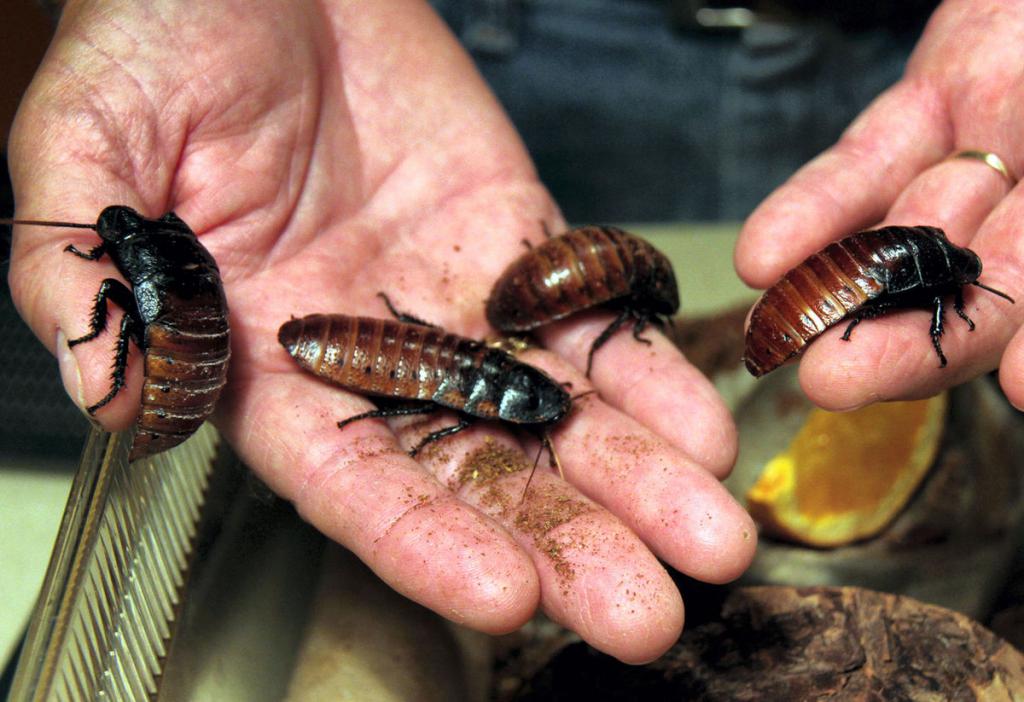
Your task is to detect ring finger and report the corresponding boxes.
[797,145,1022,409]
[883,148,1017,245]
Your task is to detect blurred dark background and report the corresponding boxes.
[0,0,89,462]
[430,0,932,222]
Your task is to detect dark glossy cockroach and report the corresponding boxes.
[278,300,570,455]
[485,225,679,376]
[743,225,1014,377]
[3,205,230,460]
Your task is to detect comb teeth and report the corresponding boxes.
[10,423,220,701]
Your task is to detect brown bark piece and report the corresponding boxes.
[511,586,1024,701]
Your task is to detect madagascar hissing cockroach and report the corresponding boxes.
[3,205,230,460]
[485,225,679,376]
[277,300,570,455]
[743,225,1014,377]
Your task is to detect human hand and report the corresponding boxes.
[735,0,1024,410]
[8,0,754,663]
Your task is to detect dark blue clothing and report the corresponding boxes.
[431,0,930,222]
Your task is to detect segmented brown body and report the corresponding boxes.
[743,225,1010,377]
[283,314,489,409]
[133,302,230,460]
[486,225,679,332]
[278,313,569,425]
[744,233,886,377]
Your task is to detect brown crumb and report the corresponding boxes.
[604,433,658,461]
[350,436,406,463]
[512,486,599,584]
[513,492,592,538]
[456,438,532,488]
[458,442,602,585]
[479,483,514,513]
[419,439,452,465]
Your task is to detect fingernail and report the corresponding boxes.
[56,329,91,419]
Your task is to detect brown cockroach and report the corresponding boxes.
[485,225,679,376]
[2,206,230,460]
[278,295,570,455]
[743,225,1014,377]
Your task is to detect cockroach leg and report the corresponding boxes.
[409,416,473,457]
[337,402,438,431]
[630,312,653,345]
[953,289,976,331]
[337,402,480,457]
[64,242,107,260]
[86,311,144,414]
[68,278,138,347]
[929,295,948,367]
[840,316,862,341]
[376,292,437,328]
[586,308,632,377]
[839,304,889,342]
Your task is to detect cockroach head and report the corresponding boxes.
[497,364,571,426]
[946,244,1014,303]
[949,245,983,285]
[95,205,145,244]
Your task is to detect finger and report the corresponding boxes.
[406,423,684,664]
[795,308,1001,411]
[6,54,177,429]
[216,369,541,635]
[881,153,1018,243]
[998,324,1024,410]
[519,350,757,585]
[970,187,1024,402]
[736,81,951,288]
[537,311,737,478]
[6,189,153,430]
[795,193,1024,410]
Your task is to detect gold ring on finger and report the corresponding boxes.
[947,149,1018,188]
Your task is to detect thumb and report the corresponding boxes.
[8,96,153,432]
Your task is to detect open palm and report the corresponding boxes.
[8,0,754,663]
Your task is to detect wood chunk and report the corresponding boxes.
[510,586,1024,701]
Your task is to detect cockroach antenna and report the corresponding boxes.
[0,217,97,229]
[972,280,1015,303]
[0,217,98,266]
[520,430,563,504]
